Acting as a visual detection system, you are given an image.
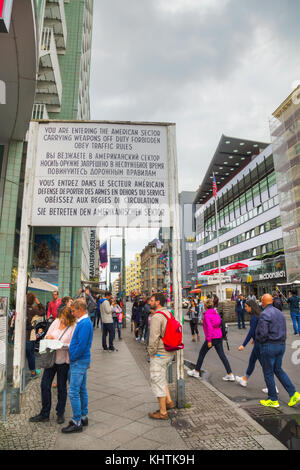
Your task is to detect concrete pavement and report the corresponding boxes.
[0,322,287,450]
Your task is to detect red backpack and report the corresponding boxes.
[156,311,184,352]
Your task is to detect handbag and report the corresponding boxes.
[38,327,70,369]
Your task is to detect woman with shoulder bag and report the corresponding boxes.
[29,306,76,424]
[188,299,200,342]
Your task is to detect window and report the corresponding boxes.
[260,225,265,234]
[263,201,269,211]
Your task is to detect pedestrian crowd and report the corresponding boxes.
[187,289,300,410]
[18,284,300,432]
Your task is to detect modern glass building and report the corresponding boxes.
[0,0,39,302]
[33,0,94,299]
[179,191,197,296]
[271,85,300,284]
[0,0,94,304]
[194,135,287,299]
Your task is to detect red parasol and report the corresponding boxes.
[209,268,227,274]
[226,263,248,270]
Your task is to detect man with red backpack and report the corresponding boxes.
[147,293,183,420]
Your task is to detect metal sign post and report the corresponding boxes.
[11,123,39,413]
[0,296,8,421]
[167,125,184,408]
[12,119,185,411]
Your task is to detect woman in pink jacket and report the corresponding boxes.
[188,299,235,381]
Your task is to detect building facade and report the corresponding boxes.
[140,240,164,295]
[0,0,39,302]
[32,0,94,298]
[179,191,197,296]
[271,85,300,284]
[194,135,286,299]
[126,254,141,297]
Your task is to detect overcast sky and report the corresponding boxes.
[90,0,300,268]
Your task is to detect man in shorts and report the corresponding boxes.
[148,293,175,420]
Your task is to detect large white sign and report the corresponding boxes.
[30,121,172,228]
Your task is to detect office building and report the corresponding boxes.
[179,191,197,296]
[194,135,286,299]
[270,85,300,284]
[140,240,164,295]
[0,0,38,302]
[0,0,95,304]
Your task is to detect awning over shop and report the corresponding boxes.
[28,277,58,292]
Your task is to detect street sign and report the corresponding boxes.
[110,258,121,273]
[0,284,10,289]
[0,296,8,420]
[29,121,171,228]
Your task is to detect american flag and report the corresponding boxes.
[213,174,218,198]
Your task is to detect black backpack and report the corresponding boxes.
[220,316,228,340]
[273,297,283,311]
[219,311,230,350]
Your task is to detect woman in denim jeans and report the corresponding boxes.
[29,307,76,424]
[112,299,122,340]
[235,300,263,389]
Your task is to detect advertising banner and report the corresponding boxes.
[99,241,108,269]
[110,258,121,273]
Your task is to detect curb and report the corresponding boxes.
[183,360,287,451]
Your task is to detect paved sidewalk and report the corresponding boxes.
[55,330,187,450]
[0,324,286,450]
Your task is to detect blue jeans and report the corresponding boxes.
[196,338,232,374]
[113,317,121,339]
[26,340,36,371]
[259,343,296,401]
[245,342,261,378]
[69,360,89,424]
[290,311,300,334]
[237,311,245,328]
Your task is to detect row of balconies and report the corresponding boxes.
[33,0,68,117]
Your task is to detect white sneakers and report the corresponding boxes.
[188,370,236,381]
[235,376,248,387]
[262,386,279,394]
[222,374,235,382]
[187,369,200,378]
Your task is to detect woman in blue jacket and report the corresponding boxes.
[235,299,264,388]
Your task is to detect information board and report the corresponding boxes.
[30,121,172,228]
[110,258,121,273]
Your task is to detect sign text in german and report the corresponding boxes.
[30,122,172,228]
